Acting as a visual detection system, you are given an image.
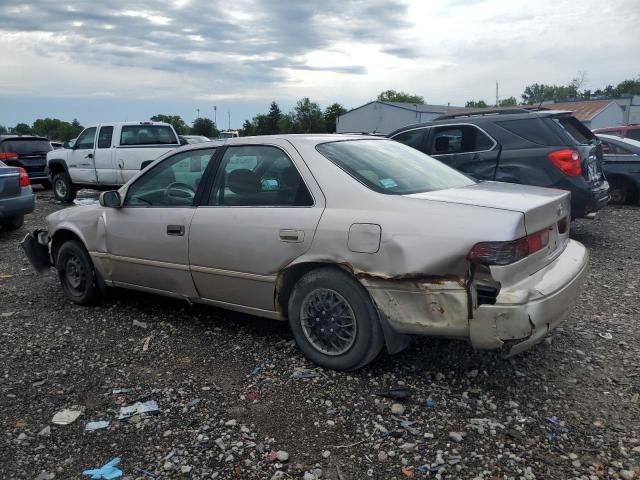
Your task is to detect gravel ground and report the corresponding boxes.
[1,188,639,480]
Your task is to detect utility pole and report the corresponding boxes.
[228,111,231,130]
[214,106,217,126]
[495,81,499,107]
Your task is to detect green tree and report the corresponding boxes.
[31,117,83,141]
[0,125,7,134]
[267,101,282,134]
[150,114,190,135]
[377,90,424,104]
[323,103,347,133]
[277,113,295,134]
[465,100,489,108]
[191,117,218,138]
[241,119,253,137]
[498,96,518,107]
[293,97,324,133]
[14,123,32,135]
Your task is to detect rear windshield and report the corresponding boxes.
[120,125,178,146]
[0,139,52,155]
[553,116,595,145]
[316,139,475,195]
[626,129,640,141]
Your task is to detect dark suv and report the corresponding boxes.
[389,109,609,218]
[0,135,52,185]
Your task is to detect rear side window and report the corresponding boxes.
[430,125,494,155]
[496,118,561,146]
[120,125,178,146]
[626,129,640,141]
[97,126,114,149]
[602,141,634,155]
[553,117,595,145]
[392,128,426,150]
[0,139,52,154]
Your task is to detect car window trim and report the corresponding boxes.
[199,143,316,208]
[425,122,498,156]
[390,127,430,152]
[76,127,97,150]
[97,125,114,149]
[123,147,219,208]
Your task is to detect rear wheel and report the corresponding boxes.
[53,172,77,203]
[608,177,638,205]
[0,215,24,231]
[288,267,384,370]
[56,240,102,305]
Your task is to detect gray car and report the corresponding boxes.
[0,161,35,231]
[22,135,588,370]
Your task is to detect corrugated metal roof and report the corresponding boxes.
[546,100,619,121]
[382,102,463,113]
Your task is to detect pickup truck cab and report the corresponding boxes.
[47,121,180,202]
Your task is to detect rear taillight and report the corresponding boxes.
[0,152,18,161]
[548,149,582,177]
[18,167,30,187]
[468,228,550,266]
[557,216,569,234]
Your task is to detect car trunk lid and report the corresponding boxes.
[0,165,21,198]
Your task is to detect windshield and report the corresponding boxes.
[1,139,52,155]
[316,139,475,195]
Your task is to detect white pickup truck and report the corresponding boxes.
[47,121,181,202]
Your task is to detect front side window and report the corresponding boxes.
[209,145,313,206]
[431,125,494,155]
[316,139,475,195]
[97,126,113,149]
[125,148,215,207]
[76,127,97,149]
[120,125,178,146]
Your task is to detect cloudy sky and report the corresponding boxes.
[1,0,638,128]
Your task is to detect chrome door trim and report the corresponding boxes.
[90,251,190,271]
[190,264,276,283]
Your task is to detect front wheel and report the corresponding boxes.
[0,215,24,231]
[288,267,384,370]
[56,240,102,305]
[53,172,77,203]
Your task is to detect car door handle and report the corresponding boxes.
[279,229,304,242]
[85,153,93,159]
[167,225,185,236]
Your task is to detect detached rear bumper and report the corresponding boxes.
[470,240,588,354]
[20,229,52,273]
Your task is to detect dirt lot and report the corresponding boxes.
[1,187,639,480]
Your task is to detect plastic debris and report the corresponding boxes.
[598,332,613,340]
[424,399,435,408]
[268,450,278,463]
[401,466,415,477]
[85,421,110,432]
[400,420,420,436]
[546,415,569,440]
[250,367,261,376]
[132,320,148,329]
[118,400,159,420]
[245,389,261,402]
[112,388,130,394]
[52,408,83,425]
[142,336,152,352]
[82,457,123,479]
[291,368,322,379]
[376,386,413,400]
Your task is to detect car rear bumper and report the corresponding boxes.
[568,180,609,218]
[0,187,35,219]
[470,240,588,354]
[361,240,588,356]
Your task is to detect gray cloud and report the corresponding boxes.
[0,0,415,88]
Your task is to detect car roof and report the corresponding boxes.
[597,134,640,151]
[0,134,50,141]
[593,125,640,132]
[388,110,573,136]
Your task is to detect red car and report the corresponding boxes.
[592,124,640,141]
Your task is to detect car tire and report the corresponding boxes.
[56,240,102,305]
[0,215,24,231]
[288,267,384,370]
[608,178,636,205]
[53,172,77,203]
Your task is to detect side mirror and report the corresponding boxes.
[140,160,153,170]
[179,136,188,146]
[99,190,122,208]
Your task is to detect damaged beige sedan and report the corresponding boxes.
[22,135,588,370]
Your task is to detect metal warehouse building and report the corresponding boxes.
[336,101,464,135]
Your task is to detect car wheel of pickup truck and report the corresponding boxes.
[56,240,102,305]
[53,173,77,203]
[288,267,384,370]
[0,215,24,231]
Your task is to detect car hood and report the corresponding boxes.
[407,181,571,234]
